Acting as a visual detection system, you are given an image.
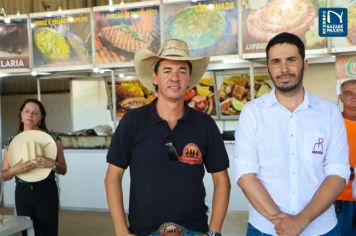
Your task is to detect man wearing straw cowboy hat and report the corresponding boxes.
[105,39,230,236]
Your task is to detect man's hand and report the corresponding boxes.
[271,213,308,236]
[238,174,282,223]
[105,164,131,236]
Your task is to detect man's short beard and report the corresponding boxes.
[269,65,304,93]
[277,72,303,92]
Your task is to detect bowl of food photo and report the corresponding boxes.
[34,27,71,63]
[166,5,226,55]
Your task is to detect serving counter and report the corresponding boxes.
[3,142,248,212]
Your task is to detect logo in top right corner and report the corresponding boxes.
[319,8,348,37]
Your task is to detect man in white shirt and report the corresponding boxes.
[234,32,350,236]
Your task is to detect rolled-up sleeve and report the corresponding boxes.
[324,105,350,182]
[234,103,259,183]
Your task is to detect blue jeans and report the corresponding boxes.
[246,222,340,236]
[150,232,206,236]
[246,224,273,236]
[335,200,356,236]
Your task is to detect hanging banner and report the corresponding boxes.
[184,72,217,116]
[31,9,92,70]
[0,18,30,71]
[241,0,327,58]
[335,54,356,94]
[216,71,272,117]
[163,0,238,57]
[94,4,160,65]
[107,79,156,117]
[331,0,356,52]
[336,55,356,79]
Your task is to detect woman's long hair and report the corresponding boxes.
[18,98,48,132]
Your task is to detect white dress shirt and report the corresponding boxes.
[234,89,350,235]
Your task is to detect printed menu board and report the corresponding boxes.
[94,5,160,65]
[31,10,92,69]
[163,0,238,57]
[216,72,272,117]
[331,0,356,52]
[241,0,327,57]
[184,72,217,116]
[0,18,30,71]
[336,55,356,79]
[108,79,156,117]
[335,54,356,94]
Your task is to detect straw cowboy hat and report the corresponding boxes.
[7,130,57,182]
[134,38,210,91]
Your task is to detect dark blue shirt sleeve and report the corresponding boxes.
[106,113,132,169]
[203,116,229,173]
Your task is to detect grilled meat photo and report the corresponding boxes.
[98,24,149,53]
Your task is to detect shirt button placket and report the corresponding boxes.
[289,113,298,212]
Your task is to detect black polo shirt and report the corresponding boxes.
[107,99,229,236]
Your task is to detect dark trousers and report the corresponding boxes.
[335,200,356,236]
[15,178,59,236]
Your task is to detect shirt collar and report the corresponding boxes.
[148,98,192,125]
[262,88,279,107]
[262,88,315,110]
[148,99,163,124]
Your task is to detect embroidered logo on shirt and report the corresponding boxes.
[179,143,203,164]
[312,138,324,155]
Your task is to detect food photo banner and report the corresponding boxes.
[216,72,272,117]
[336,54,356,79]
[94,5,160,65]
[331,0,356,52]
[241,0,327,57]
[107,79,156,118]
[0,18,30,71]
[31,10,92,70]
[335,54,356,94]
[184,72,217,116]
[163,0,238,57]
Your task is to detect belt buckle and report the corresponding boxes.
[158,222,185,236]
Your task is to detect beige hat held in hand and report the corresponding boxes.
[7,130,57,182]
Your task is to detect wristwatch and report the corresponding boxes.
[207,229,222,236]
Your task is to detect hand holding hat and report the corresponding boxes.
[7,130,57,182]
[7,158,37,176]
[9,155,56,175]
